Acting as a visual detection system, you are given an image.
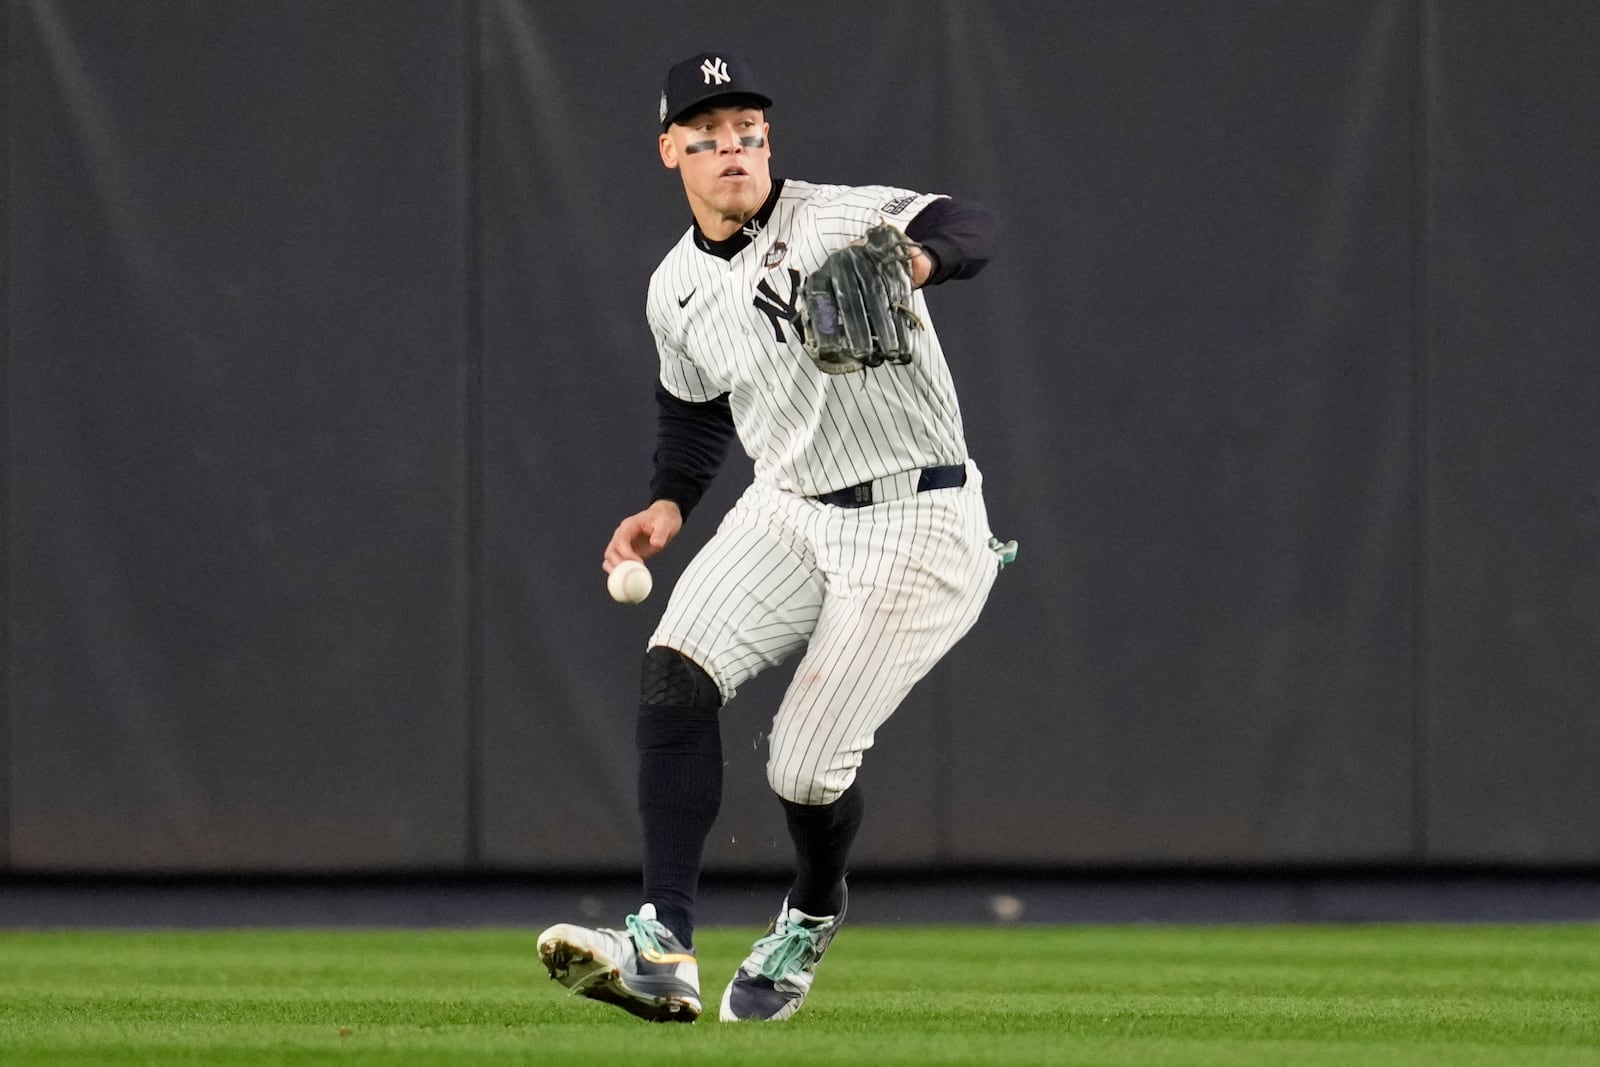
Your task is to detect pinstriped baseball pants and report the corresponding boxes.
[650,464,999,804]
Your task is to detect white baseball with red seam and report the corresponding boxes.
[607,559,653,604]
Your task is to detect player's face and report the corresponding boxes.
[659,105,771,238]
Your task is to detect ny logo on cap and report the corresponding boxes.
[700,57,731,85]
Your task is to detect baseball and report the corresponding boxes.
[607,559,653,604]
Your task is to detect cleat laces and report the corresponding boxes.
[624,911,668,955]
[755,920,823,981]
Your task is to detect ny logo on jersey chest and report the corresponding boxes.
[752,267,804,344]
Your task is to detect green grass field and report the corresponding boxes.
[2,924,1598,1066]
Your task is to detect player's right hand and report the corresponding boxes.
[604,500,683,572]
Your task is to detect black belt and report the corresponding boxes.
[812,464,968,508]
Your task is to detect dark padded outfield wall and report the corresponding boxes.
[4,1,1598,874]
[1421,2,1600,863]
[5,2,473,869]
[937,1,1421,863]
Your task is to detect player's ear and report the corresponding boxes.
[659,132,679,170]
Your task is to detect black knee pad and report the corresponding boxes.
[641,646,723,709]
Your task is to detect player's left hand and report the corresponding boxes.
[604,499,683,572]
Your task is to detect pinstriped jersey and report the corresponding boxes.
[646,179,969,498]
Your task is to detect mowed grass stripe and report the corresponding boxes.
[2,925,1598,1066]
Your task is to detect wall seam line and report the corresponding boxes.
[1409,0,1433,866]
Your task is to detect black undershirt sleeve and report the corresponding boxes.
[904,196,997,286]
[649,382,737,521]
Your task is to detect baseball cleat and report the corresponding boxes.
[537,903,701,1023]
[719,888,847,1022]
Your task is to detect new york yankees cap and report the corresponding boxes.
[659,52,772,130]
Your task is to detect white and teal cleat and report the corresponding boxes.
[538,903,701,1023]
[719,890,847,1022]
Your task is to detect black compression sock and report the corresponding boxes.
[780,785,863,917]
[637,705,722,948]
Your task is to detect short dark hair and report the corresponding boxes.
[672,94,768,128]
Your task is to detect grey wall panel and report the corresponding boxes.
[1422,3,1600,862]
[942,1,1420,862]
[472,0,665,869]
[6,2,472,869]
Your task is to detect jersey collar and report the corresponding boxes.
[692,178,785,261]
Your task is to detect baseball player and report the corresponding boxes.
[538,51,1008,1024]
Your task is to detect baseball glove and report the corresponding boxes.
[797,223,926,375]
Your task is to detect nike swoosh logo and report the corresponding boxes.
[639,948,697,965]
[677,289,697,308]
